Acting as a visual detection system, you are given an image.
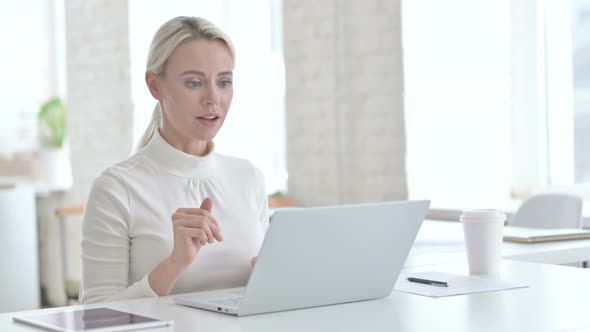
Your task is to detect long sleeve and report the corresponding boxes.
[79,168,157,304]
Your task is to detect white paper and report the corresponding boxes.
[394,271,529,298]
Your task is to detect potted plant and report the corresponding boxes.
[38,97,72,193]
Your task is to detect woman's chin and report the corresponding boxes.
[191,130,220,142]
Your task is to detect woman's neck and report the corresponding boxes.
[158,128,209,156]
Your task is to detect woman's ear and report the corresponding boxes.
[145,71,161,99]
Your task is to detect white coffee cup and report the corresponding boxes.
[460,209,506,275]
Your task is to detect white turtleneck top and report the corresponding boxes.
[80,130,269,304]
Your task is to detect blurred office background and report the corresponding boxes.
[0,0,589,312]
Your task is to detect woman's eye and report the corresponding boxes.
[188,81,201,88]
[219,80,232,87]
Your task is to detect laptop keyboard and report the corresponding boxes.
[229,288,246,296]
[209,296,244,308]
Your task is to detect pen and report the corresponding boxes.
[407,277,448,287]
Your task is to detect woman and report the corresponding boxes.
[80,16,268,304]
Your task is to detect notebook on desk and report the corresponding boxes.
[503,226,590,243]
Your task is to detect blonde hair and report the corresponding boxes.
[135,16,235,150]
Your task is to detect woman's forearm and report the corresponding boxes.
[148,256,185,296]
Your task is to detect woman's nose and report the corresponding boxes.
[202,86,221,106]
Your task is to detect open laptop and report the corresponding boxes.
[173,200,430,316]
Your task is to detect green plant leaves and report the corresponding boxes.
[39,97,66,148]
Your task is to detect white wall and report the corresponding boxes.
[64,0,134,202]
[284,0,408,206]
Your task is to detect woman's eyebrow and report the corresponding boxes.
[179,70,233,77]
[179,69,206,77]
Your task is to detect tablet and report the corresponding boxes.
[13,307,173,332]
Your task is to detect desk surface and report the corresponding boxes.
[3,260,590,332]
[405,219,590,268]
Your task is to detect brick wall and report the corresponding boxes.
[65,0,134,202]
[283,0,408,206]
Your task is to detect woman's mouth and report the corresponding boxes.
[196,115,221,127]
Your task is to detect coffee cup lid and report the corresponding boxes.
[460,209,506,221]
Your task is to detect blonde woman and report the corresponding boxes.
[80,16,268,304]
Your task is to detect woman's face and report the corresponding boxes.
[151,38,234,143]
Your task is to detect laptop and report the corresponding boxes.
[173,200,430,316]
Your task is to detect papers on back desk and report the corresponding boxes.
[394,271,529,298]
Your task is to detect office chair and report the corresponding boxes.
[508,193,583,229]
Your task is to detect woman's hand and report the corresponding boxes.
[170,197,224,270]
[148,197,223,296]
[250,256,257,267]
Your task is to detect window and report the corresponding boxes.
[515,0,590,199]
[403,0,512,208]
[572,0,590,184]
[0,0,66,157]
[128,0,286,194]
[405,0,590,209]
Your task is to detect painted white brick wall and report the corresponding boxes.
[65,0,133,203]
[284,0,408,206]
[39,0,133,306]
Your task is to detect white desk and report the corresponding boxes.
[3,260,590,332]
[405,220,590,268]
